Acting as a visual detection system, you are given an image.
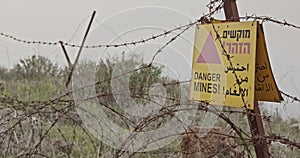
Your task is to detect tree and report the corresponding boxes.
[11,55,62,80]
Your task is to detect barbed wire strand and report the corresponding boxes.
[0,0,300,157]
[0,15,299,49]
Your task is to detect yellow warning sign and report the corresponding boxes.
[255,24,283,102]
[190,21,282,109]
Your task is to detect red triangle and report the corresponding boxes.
[197,32,221,64]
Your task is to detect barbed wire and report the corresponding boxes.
[0,1,300,157]
[1,15,300,50]
[0,32,59,46]
[208,17,300,157]
[240,15,300,30]
[209,21,257,156]
[207,0,224,18]
[1,86,299,157]
[0,21,197,49]
[211,21,250,109]
[280,90,300,103]
[0,0,224,50]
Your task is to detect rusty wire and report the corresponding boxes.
[0,1,224,49]
[0,1,299,157]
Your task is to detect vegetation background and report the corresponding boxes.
[0,55,299,157]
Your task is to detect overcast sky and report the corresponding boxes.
[0,0,299,119]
